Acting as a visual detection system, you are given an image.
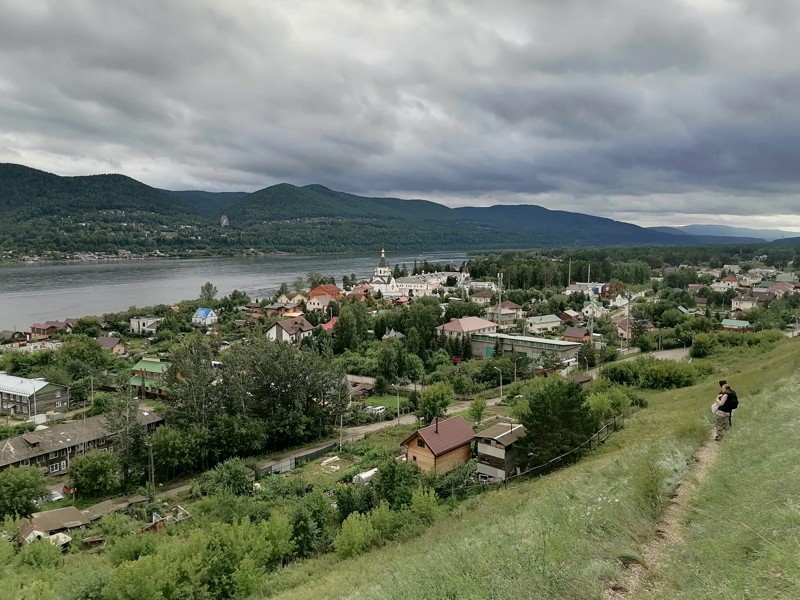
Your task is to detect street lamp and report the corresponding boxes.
[493,366,503,401]
[392,383,401,424]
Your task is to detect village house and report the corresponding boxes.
[471,333,582,364]
[475,422,527,481]
[265,317,315,346]
[558,309,582,324]
[582,301,609,319]
[0,374,70,416]
[469,289,494,305]
[0,330,27,348]
[402,416,474,473]
[526,314,562,335]
[191,308,219,327]
[306,294,335,313]
[263,302,303,317]
[486,300,524,330]
[436,316,497,340]
[276,291,307,304]
[129,316,163,335]
[731,295,758,312]
[710,275,739,292]
[563,326,590,343]
[720,318,751,332]
[0,409,163,475]
[18,506,91,546]
[308,284,342,301]
[130,357,171,397]
[94,336,128,355]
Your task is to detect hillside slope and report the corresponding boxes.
[264,340,800,600]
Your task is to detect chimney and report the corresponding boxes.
[435,417,439,433]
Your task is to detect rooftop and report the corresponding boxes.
[403,416,474,457]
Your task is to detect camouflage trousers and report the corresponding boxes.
[715,412,732,440]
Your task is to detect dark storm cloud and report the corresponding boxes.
[1,0,799,229]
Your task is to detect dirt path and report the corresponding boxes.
[604,431,720,599]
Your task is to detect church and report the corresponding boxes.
[369,248,398,296]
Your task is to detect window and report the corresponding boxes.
[61,460,67,471]
[87,441,94,449]
[49,451,58,459]
[416,439,426,448]
[36,455,45,463]
[412,456,417,461]
[55,401,62,408]
[21,459,30,466]
[50,463,60,473]
[98,438,106,446]
[55,390,62,399]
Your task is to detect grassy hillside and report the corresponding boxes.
[262,340,800,600]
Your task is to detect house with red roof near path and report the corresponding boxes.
[401,416,475,474]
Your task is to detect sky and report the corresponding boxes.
[1,0,800,231]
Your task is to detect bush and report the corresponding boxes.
[18,539,61,569]
[200,458,253,496]
[602,356,706,389]
[108,535,159,566]
[409,487,438,525]
[334,512,375,558]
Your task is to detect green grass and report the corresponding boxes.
[258,339,800,600]
[635,374,800,600]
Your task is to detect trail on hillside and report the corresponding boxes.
[604,431,721,599]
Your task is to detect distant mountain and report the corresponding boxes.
[0,163,772,255]
[647,226,764,245]
[770,236,800,245]
[166,190,249,217]
[676,224,798,242]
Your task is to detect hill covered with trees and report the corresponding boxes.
[0,163,766,256]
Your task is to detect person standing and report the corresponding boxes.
[714,383,739,441]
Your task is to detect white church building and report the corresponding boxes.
[369,248,398,296]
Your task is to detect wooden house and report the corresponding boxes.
[402,416,474,473]
[475,422,527,481]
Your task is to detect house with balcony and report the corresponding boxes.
[475,422,527,481]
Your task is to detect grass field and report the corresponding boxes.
[259,339,800,600]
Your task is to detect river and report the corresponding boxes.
[0,251,467,331]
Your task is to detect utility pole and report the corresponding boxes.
[147,441,155,501]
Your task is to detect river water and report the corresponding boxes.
[0,251,467,331]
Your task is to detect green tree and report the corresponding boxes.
[69,449,122,498]
[517,378,599,467]
[290,504,319,558]
[417,381,453,425]
[199,281,218,304]
[334,512,375,558]
[164,334,220,428]
[333,302,370,353]
[0,467,49,518]
[203,458,253,496]
[372,459,420,509]
[466,397,487,426]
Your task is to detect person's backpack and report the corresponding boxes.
[727,391,739,410]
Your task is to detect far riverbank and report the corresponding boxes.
[0,251,467,331]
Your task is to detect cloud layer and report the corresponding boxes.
[1,0,799,230]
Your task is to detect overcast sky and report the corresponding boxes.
[2,0,799,231]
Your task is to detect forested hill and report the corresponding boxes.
[0,163,749,255]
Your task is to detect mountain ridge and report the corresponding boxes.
[0,163,775,254]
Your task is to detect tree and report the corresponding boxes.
[165,334,220,428]
[0,467,49,518]
[202,458,253,496]
[516,378,599,467]
[466,397,487,426]
[333,302,370,353]
[199,281,218,304]
[372,459,420,509]
[69,449,122,498]
[417,382,453,425]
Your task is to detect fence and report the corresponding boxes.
[442,413,626,497]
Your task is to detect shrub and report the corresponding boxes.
[334,512,375,558]
[18,539,61,569]
[108,535,159,566]
[409,487,438,525]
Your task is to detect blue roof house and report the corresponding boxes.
[192,308,219,327]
